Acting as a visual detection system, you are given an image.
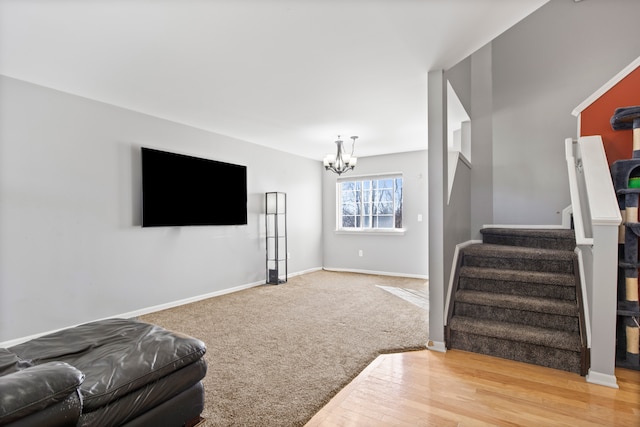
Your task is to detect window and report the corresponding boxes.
[338,174,403,231]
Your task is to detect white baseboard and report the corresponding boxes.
[115,281,264,320]
[0,281,261,347]
[0,329,70,348]
[427,340,446,352]
[586,370,619,388]
[482,223,569,230]
[288,267,323,278]
[1,266,415,347]
[0,267,323,348]
[562,205,573,229]
[444,240,481,326]
[322,267,428,280]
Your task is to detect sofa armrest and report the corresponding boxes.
[0,362,84,426]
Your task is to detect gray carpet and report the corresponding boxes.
[140,270,429,426]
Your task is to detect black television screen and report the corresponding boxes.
[141,147,247,227]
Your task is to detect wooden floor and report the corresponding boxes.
[305,349,640,427]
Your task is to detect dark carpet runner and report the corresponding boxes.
[446,228,586,374]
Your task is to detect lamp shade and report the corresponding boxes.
[266,192,286,214]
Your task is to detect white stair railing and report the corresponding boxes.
[565,135,621,388]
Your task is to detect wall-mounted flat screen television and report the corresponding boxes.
[141,147,247,227]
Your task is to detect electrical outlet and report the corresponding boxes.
[358,249,363,257]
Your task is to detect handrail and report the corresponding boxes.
[578,136,622,226]
[565,137,593,245]
[567,135,620,233]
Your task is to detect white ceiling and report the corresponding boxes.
[0,0,548,160]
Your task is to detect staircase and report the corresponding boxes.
[446,228,588,375]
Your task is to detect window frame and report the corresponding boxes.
[335,172,405,235]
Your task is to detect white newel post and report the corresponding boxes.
[579,136,623,388]
[587,223,621,388]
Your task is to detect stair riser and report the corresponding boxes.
[463,255,574,274]
[482,235,575,251]
[450,331,581,374]
[458,277,576,300]
[454,302,579,333]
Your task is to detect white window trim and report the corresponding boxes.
[335,228,406,236]
[335,172,405,235]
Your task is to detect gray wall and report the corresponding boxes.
[427,40,494,347]
[322,150,428,278]
[0,76,323,341]
[443,154,472,294]
[446,56,472,115]
[470,43,494,238]
[425,43,488,347]
[492,0,640,225]
[427,69,448,347]
[441,0,640,239]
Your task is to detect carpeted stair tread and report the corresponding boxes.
[458,266,577,300]
[455,290,578,316]
[480,228,576,251]
[463,243,575,261]
[480,228,575,240]
[449,316,580,352]
[459,266,575,287]
[462,243,576,274]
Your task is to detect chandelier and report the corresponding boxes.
[323,135,358,175]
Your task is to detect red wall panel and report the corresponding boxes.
[580,67,640,165]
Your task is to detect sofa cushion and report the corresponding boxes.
[117,382,204,427]
[0,361,84,425]
[0,349,27,376]
[9,318,206,412]
[0,392,82,427]
[77,359,207,427]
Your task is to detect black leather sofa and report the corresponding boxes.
[0,318,207,427]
